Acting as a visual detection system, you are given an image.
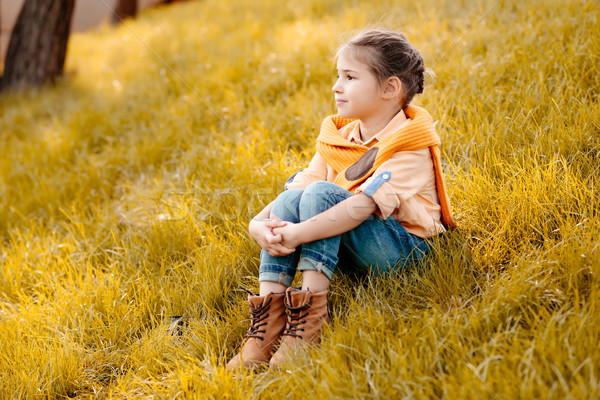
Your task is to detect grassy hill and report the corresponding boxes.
[0,0,598,398]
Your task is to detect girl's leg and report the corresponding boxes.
[269,182,346,367]
[301,270,330,292]
[258,188,303,295]
[339,216,429,273]
[295,180,428,279]
[228,189,304,371]
[296,181,354,284]
[270,181,428,368]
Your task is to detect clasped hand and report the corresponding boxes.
[249,215,303,257]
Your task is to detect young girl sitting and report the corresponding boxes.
[227,29,456,370]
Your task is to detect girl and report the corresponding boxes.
[227,29,456,370]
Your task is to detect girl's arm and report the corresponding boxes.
[272,193,377,249]
[252,200,275,220]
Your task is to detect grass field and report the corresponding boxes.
[0,0,599,398]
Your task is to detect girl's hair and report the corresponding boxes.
[339,30,426,109]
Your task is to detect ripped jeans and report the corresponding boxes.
[259,181,429,286]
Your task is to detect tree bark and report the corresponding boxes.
[112,0,137,25]
[1,0,75,92]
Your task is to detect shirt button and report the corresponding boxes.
[382,173,389,179]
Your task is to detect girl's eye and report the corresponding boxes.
[347,75,355,80]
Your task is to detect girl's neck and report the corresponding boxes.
[359,106,406,142]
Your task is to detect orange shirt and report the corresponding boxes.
[286,111,446,238]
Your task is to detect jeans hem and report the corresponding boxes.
[298,249,337,280]
[259,269,295,287]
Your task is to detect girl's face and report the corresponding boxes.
[332,49,387,122]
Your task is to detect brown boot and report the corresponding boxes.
[269,287,329,368]
[227,290,287,371]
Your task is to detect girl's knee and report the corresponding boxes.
[302,182,352,205]
[303,181,341,197]
[299,182,352,218]
[273,188,303,206]
[271,189,303,221]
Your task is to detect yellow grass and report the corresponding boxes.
[0,0,598,398]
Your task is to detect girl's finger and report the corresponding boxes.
[274,244,295,255]
[267,247,283,257]
[263,233,273,244]
[269,215,289,226]
[266,243,295,257]
[265,219,287,228]
[265,232,281,244]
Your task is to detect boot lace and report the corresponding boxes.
[282,296,313,339]
[240,287,272,341]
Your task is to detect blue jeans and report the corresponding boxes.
[259,181,429,286]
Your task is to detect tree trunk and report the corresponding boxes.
[1,0,75,92]
[112,0,137,25]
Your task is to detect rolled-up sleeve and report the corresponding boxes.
[285,152,328,190]
[355,149,433,220]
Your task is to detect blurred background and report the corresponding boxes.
[0,0,166,61]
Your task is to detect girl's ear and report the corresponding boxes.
[382,76,403,100]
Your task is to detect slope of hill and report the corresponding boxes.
[0,0,598,398]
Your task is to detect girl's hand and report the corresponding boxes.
[272,222,305,249]
[249,216,296,257]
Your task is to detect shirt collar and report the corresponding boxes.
[345,111,412,146]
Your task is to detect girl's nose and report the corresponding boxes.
[332,78,342,93]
